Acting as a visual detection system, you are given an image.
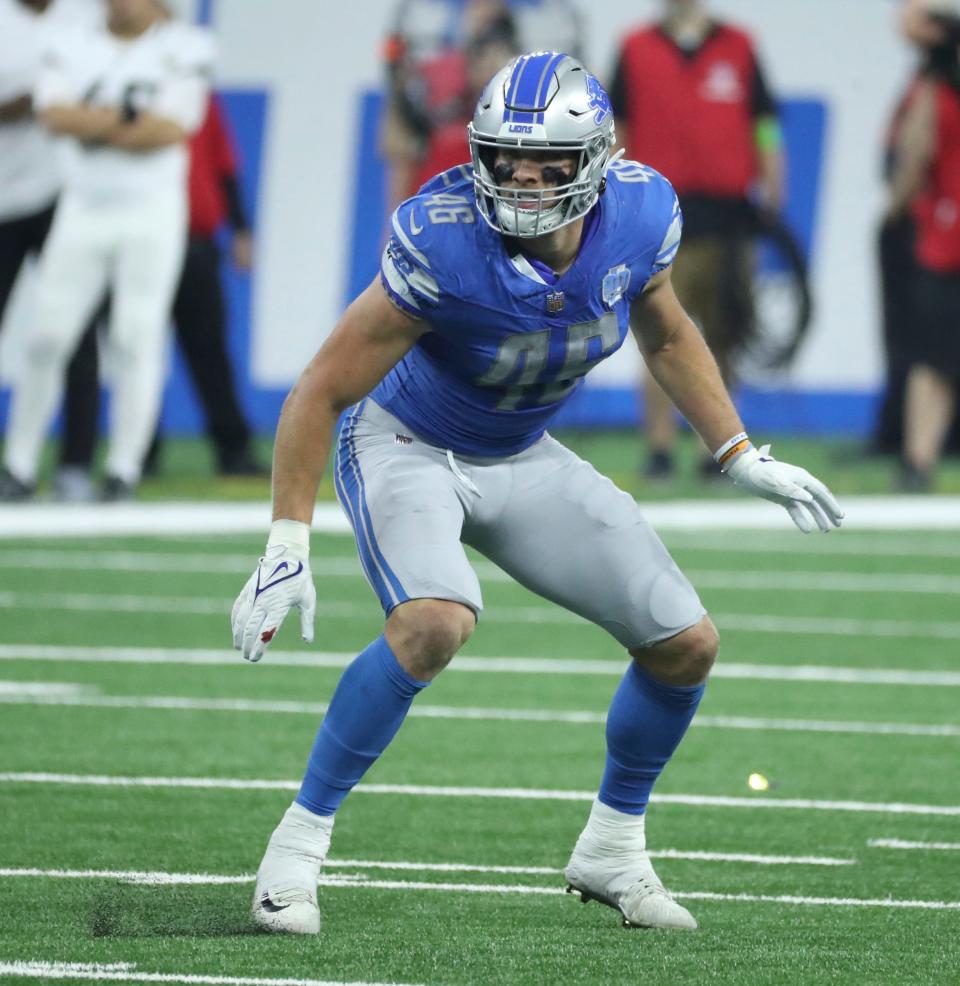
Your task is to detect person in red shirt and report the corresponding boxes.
[380,1,518,212]
[610,0,784,479]
[887,0,960,490]
[55,91,264,492]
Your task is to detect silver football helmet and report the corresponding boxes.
[468,51,616,238]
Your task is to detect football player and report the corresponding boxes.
[0,0,214,500]
[232,52,842,934]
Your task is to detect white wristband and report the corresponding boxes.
[267,519,311,554]
[714,432,753,469]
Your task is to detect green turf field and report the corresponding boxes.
[30,430,960,501]
[0,508,958,986]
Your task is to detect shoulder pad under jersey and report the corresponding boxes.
[380,174,480,317]
[606,159,683,296]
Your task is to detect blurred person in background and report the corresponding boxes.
[55,90,266,496]
[0,0,214,502]
[0,0,60,338]
[872,0,960,457]
[0,0,104,506]
[887,0,960,490]
[380,0,521,211]
[610,0,784,480]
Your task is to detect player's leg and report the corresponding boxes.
[0,213,33,325]
[2,197,111,490]
[56,315,103,502]
[899,268,960,490]
[466,437,711,929]
[171,236,258,474]
[253,399,481,933]
[103,196,187,492]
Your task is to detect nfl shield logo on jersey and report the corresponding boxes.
[546,291,565,314]
[602,265,631,308]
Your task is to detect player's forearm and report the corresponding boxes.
[644,324,744,454]
[106,112,186,151]
[270,372,341,526]
[0,93,33,124]
[40,104,120,141]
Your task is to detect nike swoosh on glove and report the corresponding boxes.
[724,445,844,533]
[231,544,317,662]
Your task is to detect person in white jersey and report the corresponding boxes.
[0,0,61,348]
[0,0,214,500]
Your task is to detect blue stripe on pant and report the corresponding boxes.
[334,403,409,614]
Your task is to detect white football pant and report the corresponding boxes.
[4,188,187,484]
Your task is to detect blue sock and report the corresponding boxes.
[296,636,428,815]
[598,663,705,815]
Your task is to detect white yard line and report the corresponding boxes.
[2,496,959,538]
[0,681,88,696]
[687,570,960,594]
[0,844,855,884]
[2,687,956,738]
[0,873,956,914]
[1,645,958,687]
[2,772,958,816]
[672,890,960,911]
[21,527,960,558]
[0,591,958,639]
[0,962,422,986]
[868,838,960,851]
[5,549,960,595]
[663,531,960,558]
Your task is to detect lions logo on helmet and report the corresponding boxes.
[468,52,617,238]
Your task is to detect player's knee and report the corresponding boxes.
[630,616,719,687]
[386,598,476,680]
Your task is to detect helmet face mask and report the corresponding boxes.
[468,52,616,238]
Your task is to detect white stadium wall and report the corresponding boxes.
[0,0,915,435]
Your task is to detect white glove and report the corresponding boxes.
[724,444,844,533]
[231,520,317,662]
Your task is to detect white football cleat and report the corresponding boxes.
[252,802,334,935]
[564,800,697,930]
[564,845,697,930]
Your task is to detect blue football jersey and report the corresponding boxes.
[373,160,682,456]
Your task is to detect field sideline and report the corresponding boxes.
[1,501,958,985]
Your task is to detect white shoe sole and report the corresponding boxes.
[252,891,320,935]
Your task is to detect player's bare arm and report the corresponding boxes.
[271,277,426,525]
[106,112,188,151]
[39,104,121,142]
[630,266,744,453]
[632,266,842,532]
